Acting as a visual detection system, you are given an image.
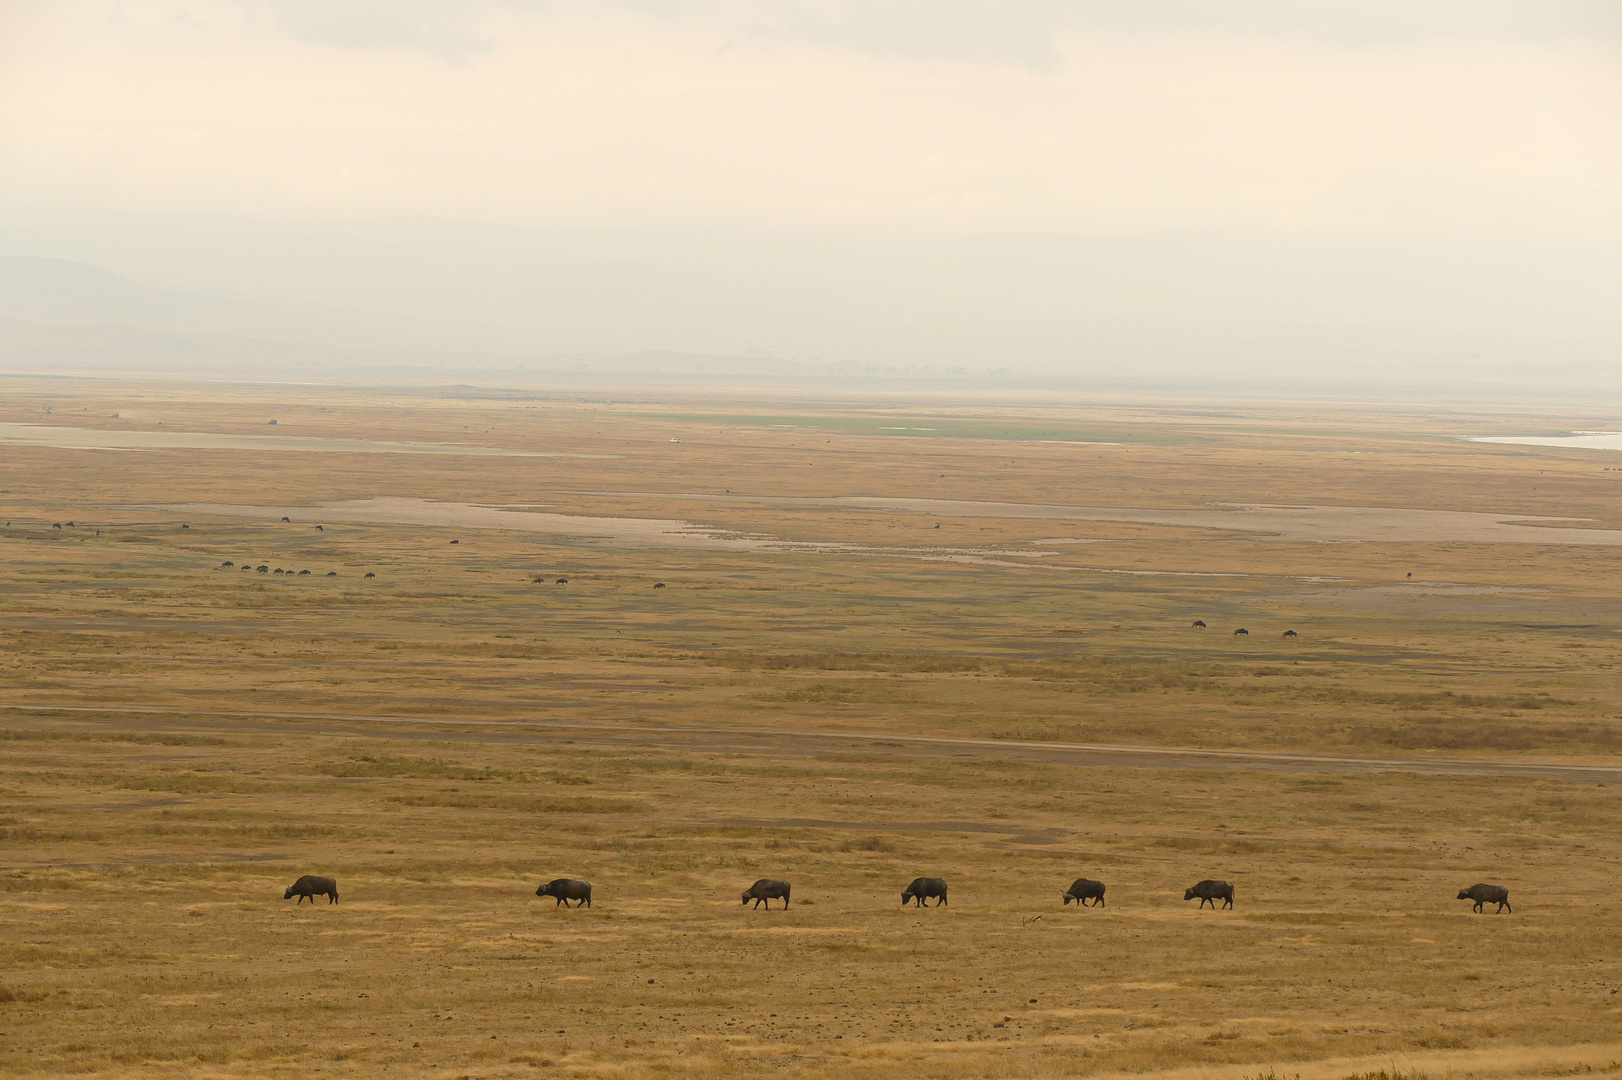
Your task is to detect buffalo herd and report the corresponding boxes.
[283,874,1512,915]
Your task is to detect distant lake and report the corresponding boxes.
[1472,432,1622,452]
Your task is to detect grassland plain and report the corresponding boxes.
[1,378,1620,1079]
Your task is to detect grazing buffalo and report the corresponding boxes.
[1233,628,1249,636]
[1458,883,1511,913]
[536,878,592,907]
[1283,629,1298,638]
[1063,878,1106,907]
[284,875,339,905]
[1192,620,1206,628]
[1185,880,1234,909]
[742,879,791,909]
[902,877,948,907]
[363,572,376,579]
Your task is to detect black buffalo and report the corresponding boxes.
[1458,883,1511,913]
[1185,879,1234,909]
[1063,878,1106,907]
[536,878,592,907]
[742,878,791,909]
[284,875,338,905]
[902,877,948,907]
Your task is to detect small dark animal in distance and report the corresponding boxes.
[1192,619,1206,628]
[274,568,284,575]
[556,577,568,584]
[257,565,269,572]
[363,572,375,579]
[221,561,234,568]
[315,525,323,531]
[298,569,311,576]
[653,582,665,588]
[281,516,291,523]
[742,879,791,909]
[1233,628,1249,636]
[326,571,337,577]
[902,877,948,907]
[1283,629,1298,638]
[181,523,189,529]
[1062,878,1106,907]
[241,565,252,571]
[1458,883,1511,913]
[449,539,458,544]
[536,878,592,907]
[284,875,338,905]
[52,523,61,529]
[66,521,75,527]
[1185,880,1234,909]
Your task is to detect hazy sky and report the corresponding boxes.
[3,1,1618,236]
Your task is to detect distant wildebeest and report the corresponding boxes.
[363,572,375,579]
[1192,619,1206,628]
[1407,572,1413,578]
[1233,628,1249,636]
[535,878,592,907]
[1283,629,1298,638]
[284,875,338,905]
[52,523,61,530]
[315,525,323,531]
[181,523,189,530]
[273,568,284,574]
[449,539,458,544]
[298,569,311,576]
[1458,883,1511,913]
[257,565,269,573]
[1062,878,1106,907]
[66,521,75,527]
[653,582,665,588]
[556,577,568,584]
[221,561,234,568]
[281,516,291,523]
[1185,880,1234,909]
[902,877,948,907]
[241,565,252,571]
[742,878,791,909]
[326,571,337,577]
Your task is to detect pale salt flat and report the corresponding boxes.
[150,497,1039,567]
[0,423,605,457]
[1472,432,1622,451]
[588,493,1622,546]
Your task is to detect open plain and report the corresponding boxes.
[1,378,1620,1080]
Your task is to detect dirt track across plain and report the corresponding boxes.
[5,702,1618,783]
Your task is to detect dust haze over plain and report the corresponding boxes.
[0,2,1618,400]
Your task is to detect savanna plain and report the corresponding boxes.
[2,379,1620,1080]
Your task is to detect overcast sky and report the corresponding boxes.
[3,1,1618,236]
[0,2,1618,396]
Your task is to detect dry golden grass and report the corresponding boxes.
[1,378,1620,1079]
